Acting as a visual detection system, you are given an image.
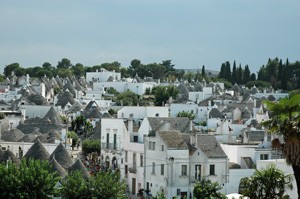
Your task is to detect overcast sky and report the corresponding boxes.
[0,0,299,74]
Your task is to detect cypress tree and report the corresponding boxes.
[201,65,206,77]
[243,65,251,84]
[250,73,256,81]
[237,64,243,85]
[224,61,231,81]
[278,59,283,83]
[281,60,288,90]
[231,61,237,84]
[218,63,226,79]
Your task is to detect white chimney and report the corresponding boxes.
[128,115,133,134]
[189,118,193,132]
[21,108,26,123]
[26,74,30,85]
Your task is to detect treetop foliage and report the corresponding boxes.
[2,57,299,91]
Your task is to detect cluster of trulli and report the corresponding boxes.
[0,139,89,179]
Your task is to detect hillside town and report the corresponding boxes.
[0,66,299,199]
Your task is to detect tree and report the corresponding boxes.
[193,178,226,199]
[60,170,127,199]
[60,171,91,199]
[82,139,101,155]
[4,63,20,77]
[241,164,293,199]
[218,63,226,79]
[42,62,52,69]
[194,70,202,82]
[201,65,206,76]
[161,60,175,71]
[224,61,231,81]
[129,59,141,76]
[91,170,127,199]
[243,65,251,84]
[156,191,167,199]
[231,61,237,84]
[263,94,300,198]
[0,74,5,82]
[237,64,243,85]
[71,115,93,137]
[153,85,179,106]
[57,58,72,69]
[100,61,122,72]
[57,68,73,78]
[72,63,85,77]
[177,111,195,120]
[115,90,139,106]
[67,131,79,150]
[250,73,256,81]
[0,158,59,199]
[14,67,26,77]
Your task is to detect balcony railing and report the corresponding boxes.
[101,143,118,150]
[128,167,137,173]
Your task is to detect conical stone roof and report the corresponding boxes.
[0,149,18,164]
[24,139,50,160]
[2,129,25,142]
[48,129,61,140]
[49,143,74,169]
[18,133,39,142]
[43,107,62,125]
[49,157,68,178]
[68,159,90,179]
[56,90,75,107]
[66,101,83,114]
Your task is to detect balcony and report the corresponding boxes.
[101,143,118,151]
[128,167,137,174]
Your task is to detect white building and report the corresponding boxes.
[94,81,155,95]
[145,131,228,199]
[188,87,213,103]
[86,69,121,83]
[117,106,169,119]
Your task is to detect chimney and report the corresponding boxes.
[128,114,133,134]
[190,132,197,146]
[21,108,26,123]
[189,118,193,132]
[228,126,232,143]
[26,74,30,85]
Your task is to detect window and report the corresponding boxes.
[149,141,156,150]
[195,165,201,180]
[209,165,215,175]
[140,154,143,166]
[181,165,187,176]
[106,133,109,149]
[161,164,164,175]
[152,162,155,174]
[125,151,128,162]
[113,134,117,149]
[260,154,269,160]
[133,153,137,170]
[161,145,164,151]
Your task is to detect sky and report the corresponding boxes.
[0,0,299,74]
